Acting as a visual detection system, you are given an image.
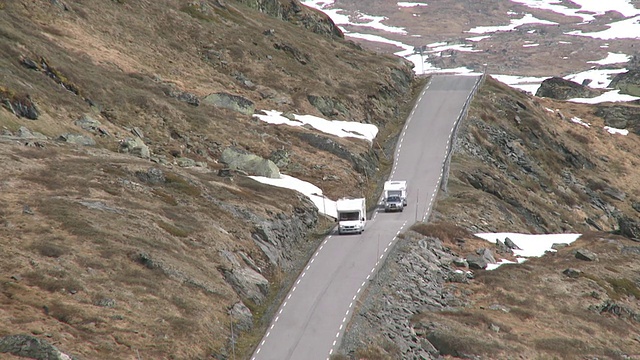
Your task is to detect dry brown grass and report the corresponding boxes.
[410,221,473,243]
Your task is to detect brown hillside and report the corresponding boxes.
[0,0,420,359]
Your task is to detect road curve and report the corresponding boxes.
[251,74,482,360]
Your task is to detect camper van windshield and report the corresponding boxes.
[339,211,360,221]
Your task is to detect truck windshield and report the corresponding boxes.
[387,196,401,202]
[339,211,360,221]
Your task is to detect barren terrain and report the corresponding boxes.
[1,0,640,359]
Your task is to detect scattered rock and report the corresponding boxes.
[476,247,496,264]
[220,147,280,178]
[131,127,144,139]
[164,87,200,106]
[466,254,488,270]
[452,257,468,267]
[504,237,522,250]
[119,137,150,159]
[74,114,102,132]
[135,167,165,184]
[217,168,233,177]
[575,249,598,261]
[22,205,34,215]
[17,126,47,139]
[551,243,569,250]
[176,157,196,168]
[562,268,582,278]
[488,304,510,312]
[495,239,510,254]
[58,133,96,146]
[94,298,116,308]
[79,200,122,213]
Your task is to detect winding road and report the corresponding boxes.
[251,74,482,360]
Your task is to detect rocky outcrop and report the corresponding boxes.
[594,104,640,135]
[618,216,640,241]
[249,201,319,268]
[58,133,96,146]
[220,147,281,178]
[295,132,377,177]
[229,301,254,332]
[202,92,255,115]
[274,42,311,65]
[339,233,467,359]
[0,334,74,360]
[307,95,347,117]
[119,137,150,159]
[535,77,601,100]
[609,69,640,97]
[0,88,40,120]
[222,266,269,305]
[233,0,343,39]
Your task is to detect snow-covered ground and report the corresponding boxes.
[301,0,640,103]
[475,233,582,270]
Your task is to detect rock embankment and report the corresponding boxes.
[339,231,469,359]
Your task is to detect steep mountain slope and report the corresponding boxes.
[0,1,420,359]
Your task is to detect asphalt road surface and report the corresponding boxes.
[251,74,482,360]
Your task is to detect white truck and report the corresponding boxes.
[336,197,367,235]
[383,180,407,212]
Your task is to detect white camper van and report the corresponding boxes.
[336,197,366,235]
[383,180,407,212]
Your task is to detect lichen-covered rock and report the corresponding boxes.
[536,77,601,100]
[119,137,150,159]
[609,69,640,97]
[594,104,640,135]
[220,147,280,178]
[202,92,255,115]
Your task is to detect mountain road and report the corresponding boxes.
[251,74,482,360]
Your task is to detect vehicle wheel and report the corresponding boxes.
[400,208,404,212]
